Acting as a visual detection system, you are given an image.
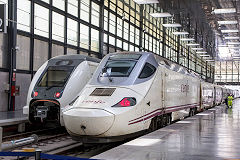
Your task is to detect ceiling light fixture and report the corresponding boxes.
[224,37,240,40]
[221,30,239,33]
[186,43,200,46]
[213,8,236,14]
[150,12,172,18]
[218,44,228,47]
[199,55,210,57]
[133,0,159,4]
[196,51,207,54]
[229,47,240,49]
[227,42,240,45]
[180,38,195,41]
[192,48,203,50]
[217,20,238,25]
[162,23,182,28]
[172,32,189,35]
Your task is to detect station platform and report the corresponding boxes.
[93,99,240,160]
[0,110,27,128]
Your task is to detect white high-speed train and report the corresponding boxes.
[63,52,237,141]
[23,55,100,126]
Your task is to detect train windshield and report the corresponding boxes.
[102,60,136,77]
[38,66,74,88]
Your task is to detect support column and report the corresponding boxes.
[0,127,2,151]
[8,0,17,111]
[139,5,143,51]
[99,0,104,59]
[30,0,35,79]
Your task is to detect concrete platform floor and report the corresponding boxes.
[93,99,240,160]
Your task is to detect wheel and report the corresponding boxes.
[149,116,159,132]
[189,109,195,117]
[166,113,172,125]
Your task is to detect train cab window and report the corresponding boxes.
[38,66,74,88]
[102,60,136,77]
[138,63,156,79]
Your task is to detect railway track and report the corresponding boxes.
[2,127,66,142]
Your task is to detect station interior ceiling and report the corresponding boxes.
[136,0,240,85]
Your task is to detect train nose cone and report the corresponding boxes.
[63,108,114,136]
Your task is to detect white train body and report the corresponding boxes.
[63,52,200,138]
[23,55,99,126]
[63,52,236,140]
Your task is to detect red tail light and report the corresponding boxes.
[112,97,136,107]
[55,92,61,98]
[120,98,131,107]
[34,91,38,97]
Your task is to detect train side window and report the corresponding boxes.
[138,63,156,79]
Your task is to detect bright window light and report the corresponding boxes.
[206,60,214,62]
[225,37,240,40]
[192,48,203,50]
[186,43,200,46]
[213,8,236,14]
[162,23,182,28]
[172,32,189,35]
[150,12,172,18]
[219,47,230,58]
[180,38,195,41]
[221,30,239,33]
[218,20,238,25]
[124,138,161,146]
[133,0,159,4]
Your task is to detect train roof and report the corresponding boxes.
[51,54,100,63]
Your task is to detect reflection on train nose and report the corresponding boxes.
[63,108,114,136]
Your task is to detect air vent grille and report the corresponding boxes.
[90,88,116,96]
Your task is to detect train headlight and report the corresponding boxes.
[112,97,136,107]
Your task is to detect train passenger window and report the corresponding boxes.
[138,63,156,79]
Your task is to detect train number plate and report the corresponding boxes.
[35,106,49,119]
